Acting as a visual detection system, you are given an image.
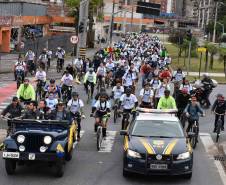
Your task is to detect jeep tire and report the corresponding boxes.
[5,159,16,175]
[54,161,64,177]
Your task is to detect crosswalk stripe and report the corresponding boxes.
[98,131,117,153]
[200,132,226,185]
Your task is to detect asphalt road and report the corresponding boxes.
[0,64,226,184]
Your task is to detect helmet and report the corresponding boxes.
[125,88,132,94]
[203,73,209,77]
[72,92,79,97]
[50,79,55,84]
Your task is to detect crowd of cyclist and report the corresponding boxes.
[1,32,226,141]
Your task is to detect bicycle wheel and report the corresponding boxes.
[216,121,222,142]
[113,108,118,124]
[96,126,102,151]
[190,126,198,149]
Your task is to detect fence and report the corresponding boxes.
[22,33,74,56]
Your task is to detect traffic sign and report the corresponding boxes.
[197,47,207,52]
[70,35,79,44]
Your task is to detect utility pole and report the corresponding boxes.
[76,0,89,57]
[130,0,134,32]
[212,1,218,43]
[109,0,116,45]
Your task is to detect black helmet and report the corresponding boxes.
[50,79,55,84]
[125,88,132,94]
[72,92,79,97]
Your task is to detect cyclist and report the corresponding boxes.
[180,79,193,94]
[38,48,48,69]
[67,92,85,141]
[1,97,23,118]
[112,81,124,109]
[35,66,46,84]
[119,88,138,129]
[47,49,52,69]
[25,49,35,74]
[91,93,111,138]
[45,92,58,111]
[14,56,26,81]
[139,83,154,108]
[56,47,65,69]
[157,89,177,109]
[201,73,214,108]
[96,62,106,88]
[73,57,83,78]
[60,70,74,100]
[45,79,61,98]
[172,68,185,83]
[17,78,36,103]
[66,63,75,77]
[122,67,135,91]
[212,94,226,132]
[84,68,96,98]
[184,96,204,134]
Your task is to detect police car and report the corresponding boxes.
[120,108,193,179]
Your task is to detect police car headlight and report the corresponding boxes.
[177,152,190,160]
[43,136,52,145]
[19,145,25,152]
[17,135,25,144]
[127,149,142,159]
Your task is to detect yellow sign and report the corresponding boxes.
[197,47,207,52]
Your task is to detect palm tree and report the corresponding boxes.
[207,43,218,70]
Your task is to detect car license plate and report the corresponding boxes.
[3,152,20,159]
[28,153,35,160]
[150,164,168,170]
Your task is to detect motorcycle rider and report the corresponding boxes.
[201,73,214,108]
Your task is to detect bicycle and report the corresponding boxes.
[86,83,92,104]
[96,76,105,92]
[188,119,199,149]
[56,59,62,73]
[113,99,120,123]
[91,113,110,151]
[121,109,136,130]
[215,112,225,143]
[36,80,45,102]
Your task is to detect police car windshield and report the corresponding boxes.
[131,120,184,138]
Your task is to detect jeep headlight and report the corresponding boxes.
[17,135,25,143]
[43,136,52,145]
[177,152,190,160]
[127,149,142,159]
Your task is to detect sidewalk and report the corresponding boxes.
[188,72,225,78]
[0,48,97,74]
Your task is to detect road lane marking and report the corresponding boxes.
[200,132,226,185]
[98,131,117,153]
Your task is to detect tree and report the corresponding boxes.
[207,43,218,70]
[219,47,226,78]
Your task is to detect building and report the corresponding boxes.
[0,0,74,52]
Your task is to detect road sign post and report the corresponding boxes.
[70,35,79,56]
[197,47,206,78]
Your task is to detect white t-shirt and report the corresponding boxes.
[61,74,73,86]
[97,67,106,76]
[25,51,35,61]
[120,94,138,109]
[122,72,135,87]
[94,100,111,111]
[67,98,84,114]
[150,79,161,90]
[35,71,46,81]
[139,88,154,103]
[106,62,115,71]
[173,71,185,82]
[46,98,58,110]
[112,86,124,99]
[74,59,83,69]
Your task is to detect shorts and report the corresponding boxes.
[95,110,107,118]
[140,101,152,108]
